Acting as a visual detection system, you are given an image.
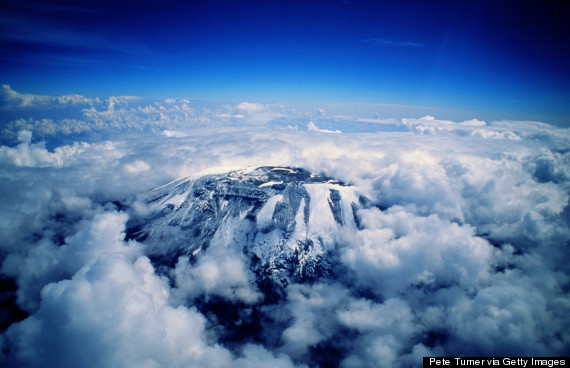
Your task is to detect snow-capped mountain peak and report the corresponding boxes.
[127,166,363,286]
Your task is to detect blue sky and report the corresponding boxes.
[1,0,569,125]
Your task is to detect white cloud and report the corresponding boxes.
[16,130,32,144]
[124,160,150,173]
[0,88,568,366]
[237,102,266,112]
[2,210,300,368]
[1,211,140,312]
[233,344,302,368]
[172,241,262,305]
[0,135,91,167]
[1,84,93,109]
[277,283,349,359]
[337,298,414,335]
[307,121,341,134]
[162,130,188,138]
[459,118,486,126]
[227,102,286,125]
[5,253,234,368]
[341,206,492,297]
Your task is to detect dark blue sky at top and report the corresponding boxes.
[0,0,569,124]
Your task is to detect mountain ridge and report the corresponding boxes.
[126,166,364,291]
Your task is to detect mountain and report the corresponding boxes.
[127,166,366,292]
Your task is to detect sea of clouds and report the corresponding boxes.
[0,85,569,367]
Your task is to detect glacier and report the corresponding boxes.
[127,166,363,290]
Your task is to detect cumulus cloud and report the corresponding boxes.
[0,87,568,367]
[307,121,341,134]
[237,102,266,112]
[0,84,93,109]
[172,242,262,305]
[124,160,150,173]
[229,102,286,125]
[5,253,234,368]
[0,131,91,167]
[342,206,492,296]
[1,210,300,368]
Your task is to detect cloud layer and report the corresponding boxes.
[0,88,568,367]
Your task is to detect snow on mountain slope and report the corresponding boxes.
[127,166,363,289]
